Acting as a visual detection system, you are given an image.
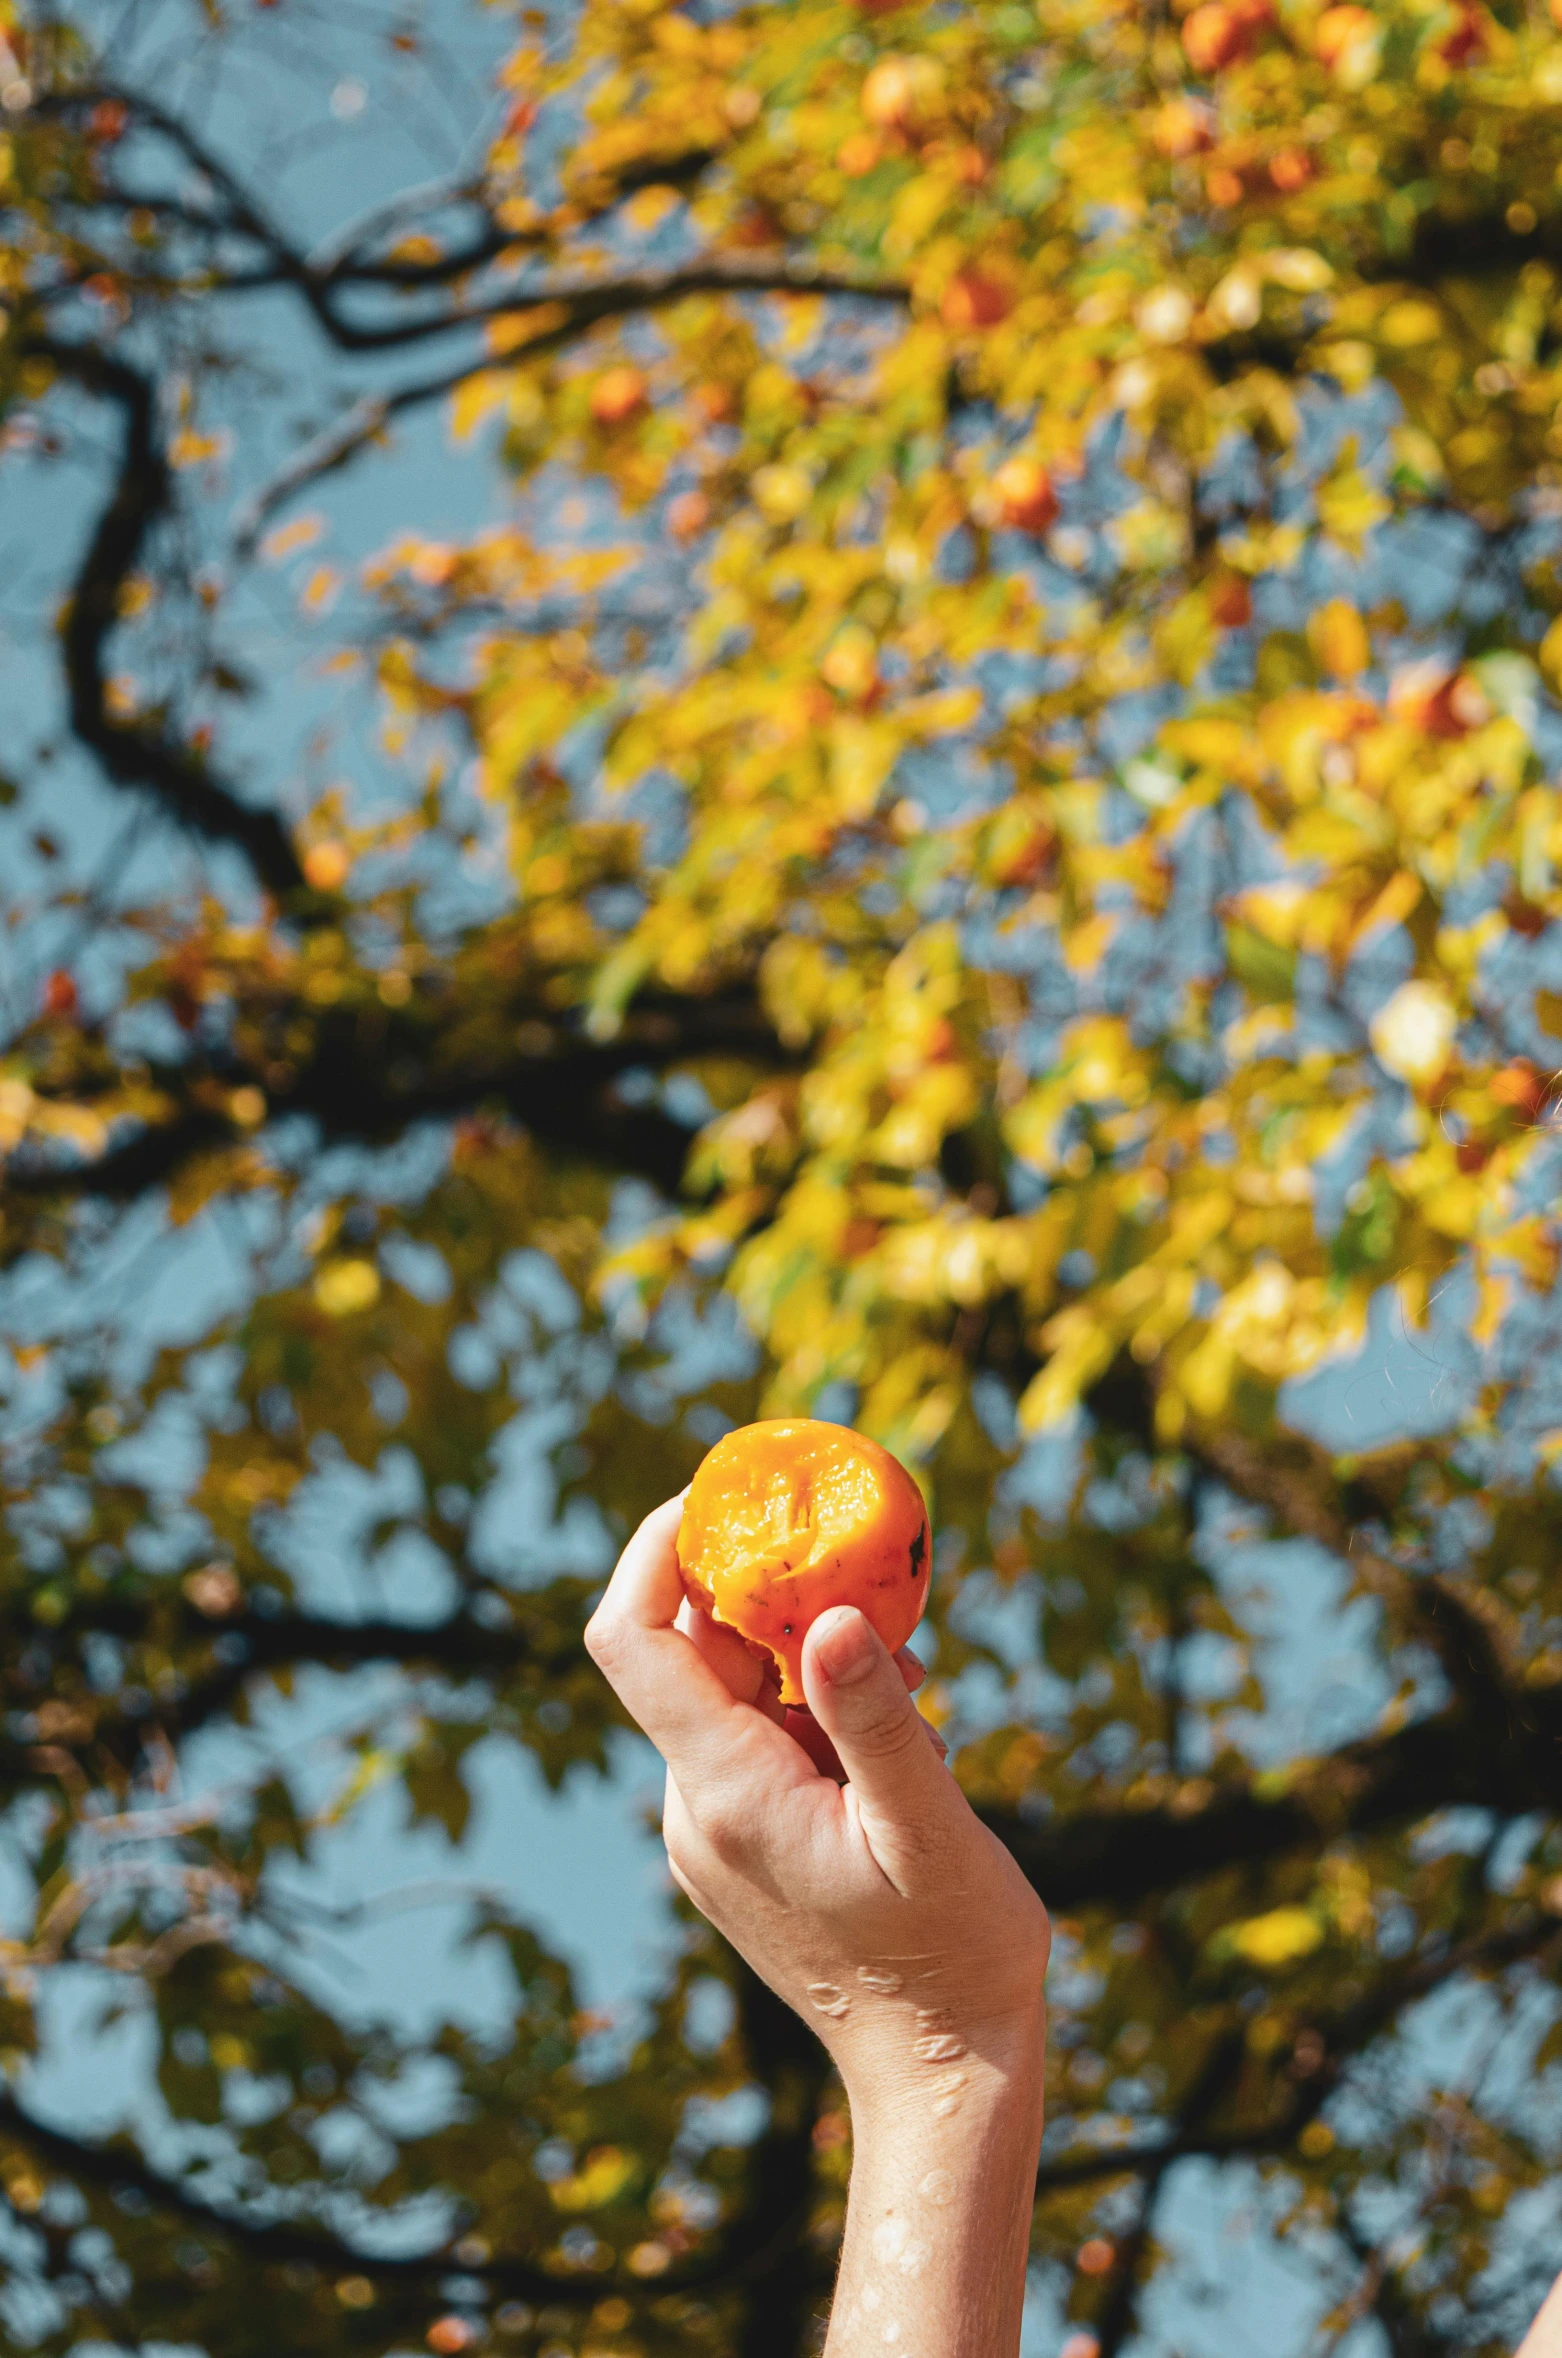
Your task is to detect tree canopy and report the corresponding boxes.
[6,0,1562,2350]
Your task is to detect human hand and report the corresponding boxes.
[585,1495,1050,2110]
[1518,2271,1562,2356]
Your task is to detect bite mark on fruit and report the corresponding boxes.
[676,1419,931,1705]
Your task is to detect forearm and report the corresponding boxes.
[1519,2274,1562,2356]
[825,2039,1045,2358]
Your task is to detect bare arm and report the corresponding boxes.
[585,1498,1050,2358]
[827,2049,1043,2357]
[1519,2276,1562,2358]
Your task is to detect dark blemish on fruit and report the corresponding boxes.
[909,1525,926,1574]
[783,1623,793,1635]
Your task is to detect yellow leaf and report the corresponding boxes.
[1316,456,1390,554]
[486,302,568,356]
[259,514,324,562]
[1230,1907,1324,1968]
[313,1259,381,1316]
[451,370,513,441]
[170,429,229,468]
[551,2146,637,2211]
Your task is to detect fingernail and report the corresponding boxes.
[813,1607,876,1687]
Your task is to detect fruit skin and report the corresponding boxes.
[677,1418,931,1707]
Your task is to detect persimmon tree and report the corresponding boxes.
[7,0,1562,2350]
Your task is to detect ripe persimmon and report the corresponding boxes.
[676,1419,931,1707]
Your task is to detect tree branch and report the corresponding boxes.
[1033,1914,1560,2198]
[3,985,791,1205]
[40,84,904,355]
[230,364,485,556]
[0,1965,833,2320]
[980,1658,1562,1910]
[26,334,305,898]
[0,2084,598,2309]
[1092,2028,1245,2358]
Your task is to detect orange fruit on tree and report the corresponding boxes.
[1314,4,1377,71]
[590,365,648,427]
[1437,4,1488,65]
[666,489,711,541]
[1182,0,1272,72]
[41,969,78,1020]
[940,268,1013,331]
[860,54,942,130]
[1179,4,1239,72]
[991,455,1058,534]
[1209,571,1252,628]
[676,1419,931,1707]
[1151,96,1215,158]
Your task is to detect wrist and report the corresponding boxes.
[841,2009,1046,2150]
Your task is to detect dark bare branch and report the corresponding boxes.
[40,84,901,354]
[3,985,790,1205]
[982,1661,1562,1911]
[27,334,306,898]
[1034,1915,1560,2198]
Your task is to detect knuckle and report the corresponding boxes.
[663,1839,698,1900]
[689,1791,746,1866]
[845,1698,925,1763]
[583,1608,624,1674]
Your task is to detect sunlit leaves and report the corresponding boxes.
[13,0,1562,2347]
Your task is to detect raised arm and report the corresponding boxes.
[1520,2277,1562,2357]
[585,1496,1051,2358]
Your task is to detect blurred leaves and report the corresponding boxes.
[9,0,1562,2349]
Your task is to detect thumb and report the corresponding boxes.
[801,1607,952,1834]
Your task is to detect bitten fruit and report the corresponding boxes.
[677,1419,931,1707]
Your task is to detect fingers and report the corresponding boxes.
[784,1706,844,1781]
[678,1598,786,1725]
[785,1701,944,1782]
[585,1498,762,1785]
[895,1645,926,1694]
[800,1607,957,1849]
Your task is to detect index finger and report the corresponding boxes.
[585,1496,784,1788]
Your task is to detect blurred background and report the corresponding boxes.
[5,0,1562,2353]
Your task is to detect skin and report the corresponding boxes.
[585,1496,1050,2358]
[1521,2278,1562,2357]
[589,1499,1562,2356]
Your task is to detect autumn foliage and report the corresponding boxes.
[6,0,1562,2349]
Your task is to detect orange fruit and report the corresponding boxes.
[590,366,648,427]
[1268,146,1313,192]
[1181,4,1246,73]
[991,455,1058,534]
[667,489,711,541]
[1151,97,1215,158]
[940,268,1013,330]
[1314,4,1376,68]
[677,1419,931,1707]
[1209,572,1252,628]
